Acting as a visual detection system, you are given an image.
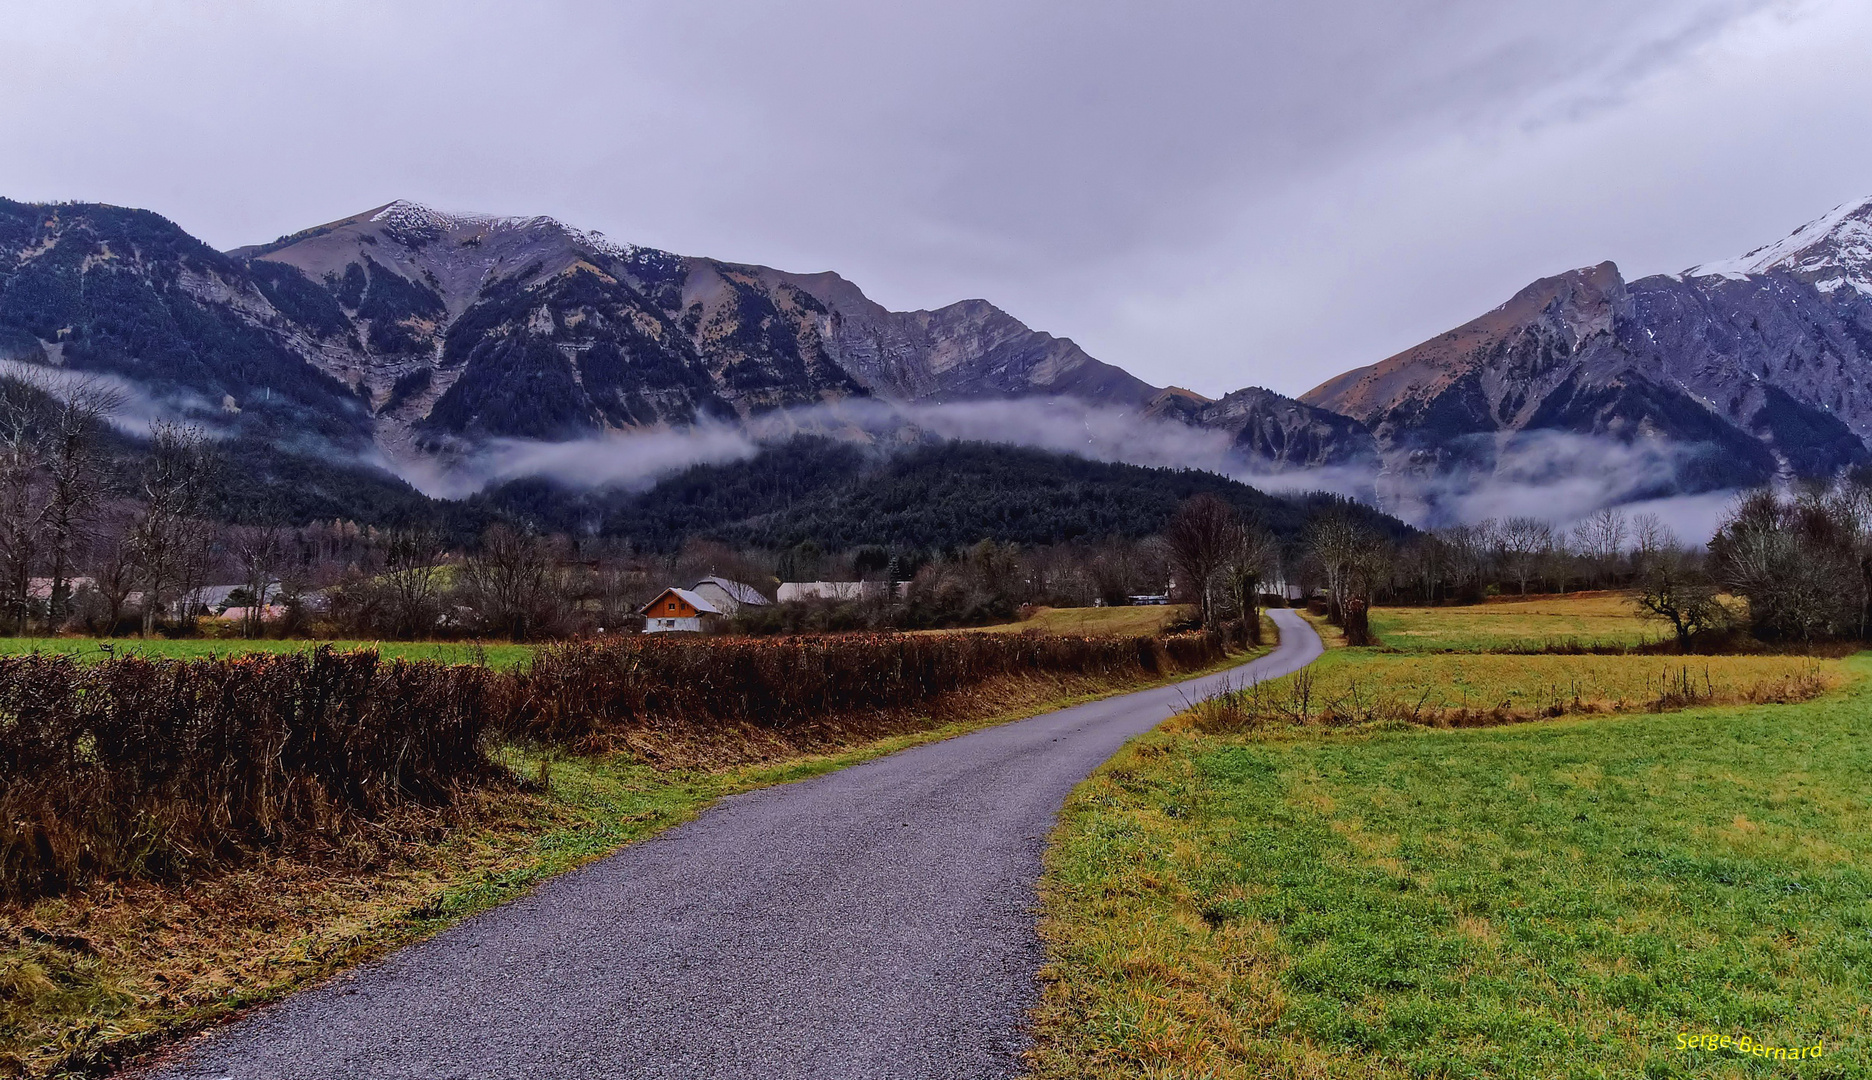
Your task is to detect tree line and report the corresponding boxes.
[18,346,1864,650]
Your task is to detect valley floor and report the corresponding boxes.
[1030,598,1869,1078]
[1,628,1263,1078]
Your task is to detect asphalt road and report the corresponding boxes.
[136,609,1323,1080]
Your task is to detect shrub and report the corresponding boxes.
[0,649,497,899]
[0,627,1240,898]
[502,629,1232,747]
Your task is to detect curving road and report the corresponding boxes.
[135,608,1323,1080]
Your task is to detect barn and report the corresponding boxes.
[638,587,722,634]
[690,577,770,615]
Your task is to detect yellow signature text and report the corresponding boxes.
[1678,1033,1824,1060]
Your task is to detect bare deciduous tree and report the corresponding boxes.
[378,525,449,638]
[1630,512,1672,571]
[1496,517,1554,595]
[1632,525,1726,649]
[0,372,122,632]
[1223,524,1278,643]
[41,375,123,628]
[227,521,287,639]
[1306,512,1389,644]
[0,379,42,632]
[1163,494,1237,626]
[1709,488,1861,642]
[130,422,219,635]
[458,525,562,641]
[1571,507,1628,587]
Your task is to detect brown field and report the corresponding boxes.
[1367,591,1671,652]
[1189,649,1847,730]
[920,605,1193,636]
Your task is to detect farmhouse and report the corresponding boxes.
[776,580,906,602]
[639,588,721,634]
[690,577,770,614]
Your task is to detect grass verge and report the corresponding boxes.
[2,639,1266,1078]
[1031,653,1872,1079]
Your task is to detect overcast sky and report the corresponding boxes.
[2,1,1869,398]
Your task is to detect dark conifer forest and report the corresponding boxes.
[475,437,1409,552]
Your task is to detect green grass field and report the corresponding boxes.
[1369,592,1668,652]
[0,637,536,668]
[1034,606,1871,1079]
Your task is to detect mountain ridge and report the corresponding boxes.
[1300,199,1872,509]
[5,192,1872,529]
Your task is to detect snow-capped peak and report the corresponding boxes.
[1685,195,1872,296]
[368,199,643,260]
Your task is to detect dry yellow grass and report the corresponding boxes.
[1368,591,1667,652]
[921,605,1192,636]
[1189,650,1847,729]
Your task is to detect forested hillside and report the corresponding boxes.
[477,438,1411,552]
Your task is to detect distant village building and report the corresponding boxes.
[27,576,95,600]
[217,605,289,625]
[639,587,721,633]
[776,581,904,603]
[690,577,770,614]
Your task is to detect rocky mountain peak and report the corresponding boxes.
[1685,195,1872,296]
[366,200,646,263]
[1300,261,1630,426]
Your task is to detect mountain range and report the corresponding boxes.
[2,192,1871,531]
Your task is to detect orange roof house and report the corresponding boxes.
[638,587,722,633]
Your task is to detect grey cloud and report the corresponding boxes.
[1379,430,1742,532]
[399,425,764,501]
[411,400,1735,537]
[0,358,220,438]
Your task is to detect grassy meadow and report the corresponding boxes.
[1033,598,1871,1079]
[919,604,1194,636]
[1368,592,1669,652]
[1196,649,1843,727]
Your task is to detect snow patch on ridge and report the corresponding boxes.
[1686,195,1872,295]
[369,199,645,261]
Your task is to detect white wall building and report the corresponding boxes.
[690,577,770,615]
[776,581,904,603]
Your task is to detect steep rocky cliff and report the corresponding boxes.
[1301,199,1872,491]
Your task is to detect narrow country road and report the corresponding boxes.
[136,609,1324,1080]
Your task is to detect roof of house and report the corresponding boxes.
[692,576,770,606]
[639,587,721,617]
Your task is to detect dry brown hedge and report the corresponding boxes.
[0,650,498,900]
[0,629,1234,899]
[505,630,1229,745]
